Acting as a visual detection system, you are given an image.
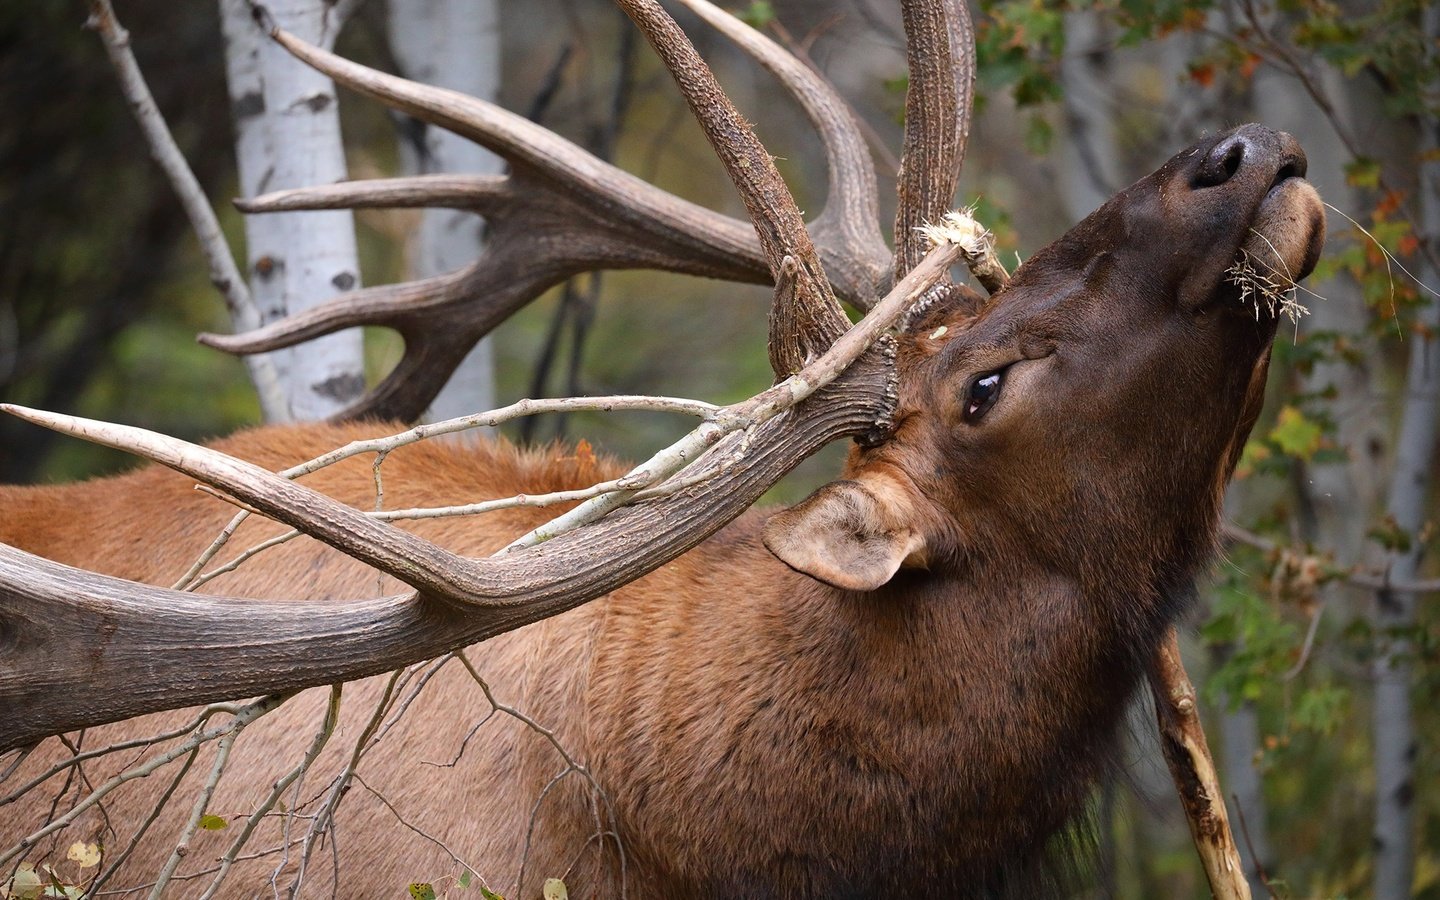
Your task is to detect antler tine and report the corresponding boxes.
[616,0,850,377]
[210,24,887,417]
[893,0,976,280]
[235,174,510,212]
[201,204,772,423]
[199,271,468,355]
[673,0,890,306]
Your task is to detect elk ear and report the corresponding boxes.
[763,478,927,591]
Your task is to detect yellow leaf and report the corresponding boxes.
[542,878,568,900]
[199,814,228,831]
[66,841,101,868]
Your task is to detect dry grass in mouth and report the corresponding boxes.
[1226,242,1310,325]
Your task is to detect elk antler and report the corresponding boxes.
[207,0,902,419]
[894,0,975,280]
[0,0,979,749]
[0,236,966,751]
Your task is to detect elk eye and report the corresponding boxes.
[964,370,1004,423]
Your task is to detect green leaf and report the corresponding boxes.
[736,1,775,28]
[1343,157,1381,189]
[1024,115,1054,155]
[199,814,228,831]
[1369,516,1413,554]
[1293,684,1349,735]
[458,870,473,889]
[5,863,45,900]
[408,884,438,900]
[479,888,505,900]
[1269,405,1323,460]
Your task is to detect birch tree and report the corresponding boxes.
[387,0,505,423]
[219,0,366,421]
[1370,12,1440,889]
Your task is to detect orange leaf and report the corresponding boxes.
[1375,189,1405,218]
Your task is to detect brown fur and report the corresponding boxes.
[0,125,1325,899]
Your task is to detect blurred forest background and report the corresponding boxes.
[1,0,1437,897]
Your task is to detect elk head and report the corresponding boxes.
[767,124,1325,598]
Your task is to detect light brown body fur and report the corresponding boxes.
[1,421,1123,898]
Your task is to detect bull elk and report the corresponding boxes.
[0,0,1324,897]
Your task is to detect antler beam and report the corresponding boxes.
[894,0,975,280]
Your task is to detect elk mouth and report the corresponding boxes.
[1226,173,1326,320]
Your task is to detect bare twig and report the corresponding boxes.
[1231,793,1280,899]
[1222,522,1440,594]
[172,394,720,591]
[0,696,286,872]
[88,748,200,898]
[1,705,251,809]
[352,774,493,893]
[1282,605,1325,682]
[195,686,341,899]
[286,669,402,897]
[453,653,624,897]
[145,719,246,900]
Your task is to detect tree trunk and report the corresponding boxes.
[1057,9,1120,222]
[219,0,365,421]
[387,0,504,424]
[1217,674,1273,896]
[1370,11,1439,888]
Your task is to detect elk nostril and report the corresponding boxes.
[1193,135,1248,188]
[1221,142,1243,178]
[1271,154,1307,188]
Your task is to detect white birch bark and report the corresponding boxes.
[1370,12,1439,890]
[387,0,504,424]
[219,0,365,422]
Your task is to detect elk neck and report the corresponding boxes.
[580,495,1190,891]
